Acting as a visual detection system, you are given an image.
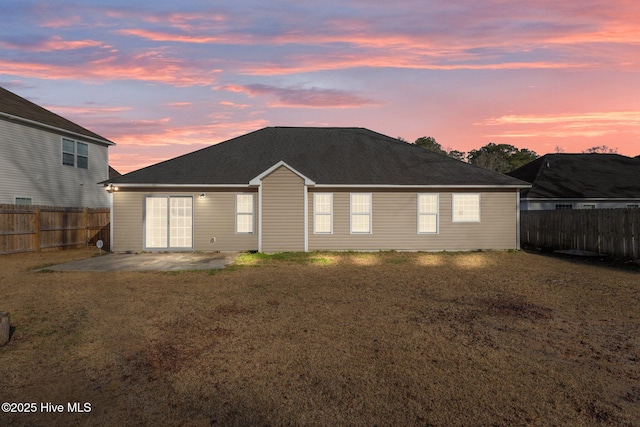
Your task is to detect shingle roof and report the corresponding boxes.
[0,86,113,145]
[110,127,528,187]
[507,153,640,198]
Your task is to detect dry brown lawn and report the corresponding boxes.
[0,249,638,426]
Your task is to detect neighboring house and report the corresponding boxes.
[105,127,529,253]
[109,166,122,180]
[507,153,640,210]
[0,87,114,207]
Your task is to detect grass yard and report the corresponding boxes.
[0,249,639,426]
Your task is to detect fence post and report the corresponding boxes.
[34,207,41,253]
[83,207,88,247]
[0,311,9,346]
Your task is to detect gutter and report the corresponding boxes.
[105,183,531,189]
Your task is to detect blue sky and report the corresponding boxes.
[2,0,639,172]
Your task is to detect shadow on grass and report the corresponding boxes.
[523,247,640,273]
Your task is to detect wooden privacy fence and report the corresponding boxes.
[521,208,640,260]
[0,204,110,254]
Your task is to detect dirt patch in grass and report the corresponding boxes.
[0,249,639,426]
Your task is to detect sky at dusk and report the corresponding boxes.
[1,0,639,173]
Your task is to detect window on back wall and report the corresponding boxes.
[350,193,372,234]
[418,193,438,233]
[62,138,88,169]
[15,197,32,205]
[314,193,333,234]
[236,193,254,233]
[452,193,480,222]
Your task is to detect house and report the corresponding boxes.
[507,153,640,210]
[105,127,529,253]
[0,86,114,207]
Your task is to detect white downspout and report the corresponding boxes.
[258,184,263,252]
[516,190,521,250]
[304,185,308,252]
[109,191,115,252]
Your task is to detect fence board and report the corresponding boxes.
[521,208,640,260]
[0,204,110,255]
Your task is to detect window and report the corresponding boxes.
[627,204,639,209]
[62,138,88,169]
[350,193,372,233]
[452,194,480,222]
[236,193,254,233]
[62,138,75,166]
[15,197,32,205]
[555,204,573,210]
[418,194,438,233]
[582,204,596,209]
[314,193,333,234]
[77,142,88,169]
[144,196,192,249]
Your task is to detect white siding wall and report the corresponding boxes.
[0,119,110,207]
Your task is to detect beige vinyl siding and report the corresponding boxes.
[0,119,110,207]
[308,189,518,251]
[112,191,144,252]
[261,166,305,253]
[112,189,258,252]
[195,190,257,251]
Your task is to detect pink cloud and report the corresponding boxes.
[478,111,640,139]
[165,102,193,108]
[108,118,271,173]
[217,84,380,108]
[219,101,251,109]
[44,105,131,115]
[117,29,247,45]
[0,52,217,86]
[0,36,106,52]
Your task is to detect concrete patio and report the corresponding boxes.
[40,251,241,272]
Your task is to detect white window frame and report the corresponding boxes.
[350,193,372,234]
[417,193,439,234]
[236,193,255,234]
[452,193,481,223]
[313,193,333,234]
[62,137,89,169]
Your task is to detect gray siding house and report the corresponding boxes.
[0,87,114,208]
[507,153,640,210]
[105,127,529,253]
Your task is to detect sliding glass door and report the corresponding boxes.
[145,196,193,249]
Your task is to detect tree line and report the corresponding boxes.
[400,136,623,174]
